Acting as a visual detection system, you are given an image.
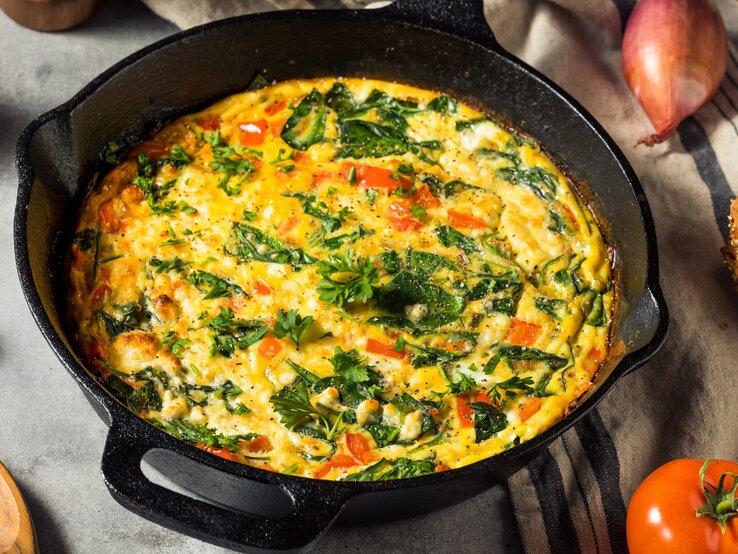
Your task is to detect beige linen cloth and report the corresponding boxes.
[141,0,738,551]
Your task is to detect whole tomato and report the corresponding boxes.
[627,459,738,554]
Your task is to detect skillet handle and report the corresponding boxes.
[101,423,353,551]
[384,0,497,48]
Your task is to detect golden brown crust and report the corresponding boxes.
[722,199,738,286]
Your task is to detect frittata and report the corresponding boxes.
[67,78,614,480]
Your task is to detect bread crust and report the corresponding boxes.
[722,199,738,285]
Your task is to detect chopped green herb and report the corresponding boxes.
[316,250,380,307]
[225,223,317,267]
[273,309,314,348]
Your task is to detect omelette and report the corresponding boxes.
[67,78,614,480]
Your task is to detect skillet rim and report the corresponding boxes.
[13,4,668,498]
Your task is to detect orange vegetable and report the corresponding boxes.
[197,444,239,462]
[341,163,411,190]
[98,200,121,233]
[505,318,542,347]
[409,185,440,208]
[447,209,488,230]
[562,204,579,229]
[195,114,220,130]
[365,338,407,360]
[129,141,169,160]
[264,100,287,115]
[456,391,492,427]
[518,397,542,422]
[278,215,300,234]
[258,336,283,359]
[313,454,360,479]
[252,279,272,296]
[388,201,423,231]
[345,433,376,465]
[246,436,273,453]
[238,119,268,146]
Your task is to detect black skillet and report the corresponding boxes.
[13,0,669,551]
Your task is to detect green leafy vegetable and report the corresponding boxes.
[225,223,317,267]
[316,250,380,307]
[284,192,350,233]
[214,380,251,415]
[426,95,458,114]
[483,345,569,374]
[281,89,327,150]
[585,292,608,326]
[496,166,558,200]
[321,225,374,251]
[73,229,97,251]
[207,307,269,358]
[204,130,257,196]
[534,296,569,321]
[187,270,246,299]
[434,225,479,255]
[343,457,436,481]
[149,417,258,452]
[488,376,535,406]
[325,82,356,116]
[471,402,507,443]
[166,145,192,169]
[149,256,191,274]
[365,422,401,448]
[273,309,314,348]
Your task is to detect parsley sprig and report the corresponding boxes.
[316,250,380,307]
[273,309,314,348]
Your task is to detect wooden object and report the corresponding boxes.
[0,462,36,554]
[0,0,102,31]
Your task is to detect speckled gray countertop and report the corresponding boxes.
[0,2,523,552]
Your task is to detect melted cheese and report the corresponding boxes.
[68,78,613,480]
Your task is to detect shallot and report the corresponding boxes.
[622,0,728,145]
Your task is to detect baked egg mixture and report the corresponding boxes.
[68,78,613,480]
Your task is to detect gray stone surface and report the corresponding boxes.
[0,1,523,552]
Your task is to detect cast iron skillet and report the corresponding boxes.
[14,0,669,551]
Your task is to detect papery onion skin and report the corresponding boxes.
[622,0,728,146]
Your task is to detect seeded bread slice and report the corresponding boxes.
[722,199,738,285]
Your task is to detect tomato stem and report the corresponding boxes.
[695,459,738,533]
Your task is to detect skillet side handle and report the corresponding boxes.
[101,424,352,551]
[616,284,669,378]
[384,0,497,48]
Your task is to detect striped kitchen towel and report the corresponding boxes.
[141,0,738,552]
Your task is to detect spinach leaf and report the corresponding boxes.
[365,422,401,448]
[343,457,436,481]
[213,380,251,415]
[108,375,162,413]
[471,402,507,443]
[187,270,247,300]
[337,120,435,164]
[426,95,458,114]
[321,225,374,251]
[489,297,517,316]
[149,417,258,452]
[534,295,569,321]
[149,256,191,274]
[97,303,146,338]
[325,82,356,115]
[225,223,317,267]
[483,345,569,374]
[281,89,327,150]
[585,292,608,327]
[73,229,97,251]
[378,271,465,329]
[434,225,480,255]
[456,118,489,131]
[496,166,558,200]
[207,307,269,358]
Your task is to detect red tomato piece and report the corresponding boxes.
[258,336,283,359]
[98,200,121,233]
[409,186,440,208]
[196,114,221,130]
[562,203,580,229]
[197,444,239,462]
[456,391,492,428]
[264,100,287,115]
[238,119,268,146]
[447,209,488,230]
[518,397,542,422]
[345,433,376,465]
[314,454,360,479]
[252,279,272,296]
[246,436,273,453]
[278,215,300,234]
[341,163,412,190]
[504,318,542,347]
[365,338,407,360]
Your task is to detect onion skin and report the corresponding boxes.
[622,0,728,145]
